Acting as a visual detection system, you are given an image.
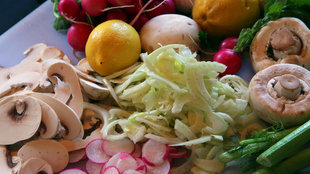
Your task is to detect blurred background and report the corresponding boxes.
[0,0,46,35]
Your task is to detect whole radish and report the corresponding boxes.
[146,0,176,18]
[212,49,242,76]
[81,0,108,16]
[67,23,93,51]
[107,0,133,6]
[131,14,149,32]
[105,9,127,22]
[219,37,238,50]
[58,0,80,19]
[124,0,143,15]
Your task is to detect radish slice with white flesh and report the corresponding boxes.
[135,158,147,174]
[59,168,87,174]
[86,160,103,174]
[86,139,110,164]
[104,152,138,173]
[102,138,135,156]
[102,166,120,174]
[146,159,170,174]
[132,143,142,158]
[123,169,144,174]
[69,149,86,163]
[142,139,169,166]
[168,148,188,158]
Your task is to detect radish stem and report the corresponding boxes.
[257,120,310,167]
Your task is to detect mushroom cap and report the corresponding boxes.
[17,139,69,173]
[0,96,41,145]
[29,92,84,140]
[80,78,110,100]
[250,17,310,72]
[19,157,53,174]
[249,64,310,126]
[0,146,21,174]
[140,14,200,53]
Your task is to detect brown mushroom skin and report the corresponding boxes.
[249,64,310,126]
[250,17,310,72]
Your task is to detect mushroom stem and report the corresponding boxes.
[274,74,302,100]
[15,99,25,115]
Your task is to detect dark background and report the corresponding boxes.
[0,0,47,35]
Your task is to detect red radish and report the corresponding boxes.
[86,139,110,164]
[102,166,120,174]
[145,0,175,18]
[86,160,104,174]
[132,143,142,158]
[59,168,87,174]
[168,147,178,154]
[219,37,239,50]
[141,139,169,166]
[81,0,108,16]
[212,49,242,76]
[107,0,133,6]
[102,138,135,156]
[131,14,149,32]
[104,152,138,173]
[58,0,81,19]
[135,158,147,174]
[123,169,144,174]
[146,159,170,174]
[124,0,143,15]
[105,9,127,22]
[67,23,93,51]
[168,148,188,158]
[77,10,87,22]
[69,149,87,163]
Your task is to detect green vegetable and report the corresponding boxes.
[234,0,310,53]
[218,127,294,163]
[254,146,310,174]
[257,120,310,167]
[51,0,71,31]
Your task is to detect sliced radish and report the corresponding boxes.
[123,169,143,174]
[60,168,87,174]
[142,139,169,166]
[132,143,142,158]
[102,138,135,156]
[168,147,178,154]
[168,148,188,158]
[86,139,110,164]
[86,160,104,174]
[69,149,87,163]
[146,159,170,174]
[104,152,138,173]
[102,166,120,174]
[135,158,147,174]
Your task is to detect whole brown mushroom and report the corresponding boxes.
[249,64,310,126]
[250,17,310,72]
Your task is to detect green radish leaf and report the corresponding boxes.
[53,17,71,31]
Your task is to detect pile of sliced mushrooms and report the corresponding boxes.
[0,43,119,174]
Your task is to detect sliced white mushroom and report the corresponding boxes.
[0,146,21,174]
[53,76,71,104]
[17,139,69,173]
[75,58,93,74]
[29,92,83,140]
[0,72,42,98]
[80,78,110,100]
[0,96,41,145]
[59,128,102,152]
[19,157,53,174]
[21,43,48,64]
[37,99,60,139]
[40,46,65,61]
[45,60,84,118]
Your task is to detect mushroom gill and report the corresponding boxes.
[250,17,310,72]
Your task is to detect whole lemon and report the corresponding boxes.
[192,0,260,36]
[85,20,141,76]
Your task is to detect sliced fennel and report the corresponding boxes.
[100,44,250,173]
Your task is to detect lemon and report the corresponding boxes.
[86,20,141,76]
[192,0,260,36]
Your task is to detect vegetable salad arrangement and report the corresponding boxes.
[1,0,310,174]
